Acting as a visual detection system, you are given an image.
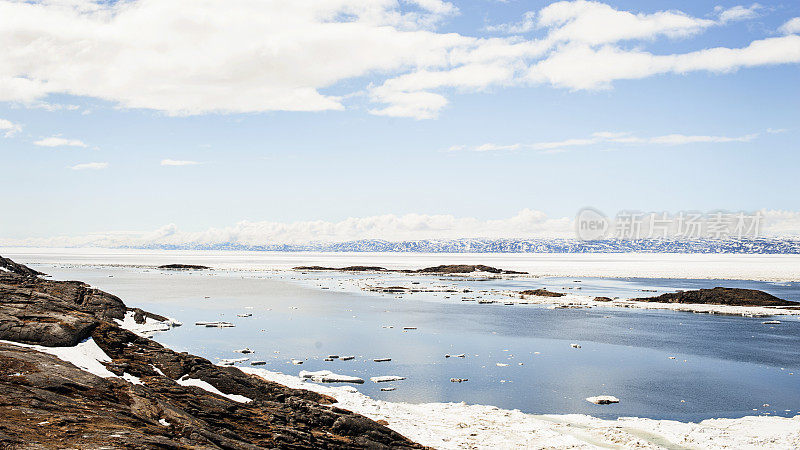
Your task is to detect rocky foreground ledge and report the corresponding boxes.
[0,256,421,449]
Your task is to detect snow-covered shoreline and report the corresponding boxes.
[513,293,800,317]
[241,367,800,449]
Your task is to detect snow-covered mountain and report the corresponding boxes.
[128,237,800,253]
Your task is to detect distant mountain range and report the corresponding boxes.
[125,237,800,253]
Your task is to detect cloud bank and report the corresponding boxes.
[4,209,800,249]
[1,1,799,119]
[70,162,108,170]
[34,137,88,148]
[454,130,760,153]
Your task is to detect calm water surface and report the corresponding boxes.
[38,264,800,421]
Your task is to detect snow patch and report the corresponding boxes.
[115,311,182,338]
[122,373,143,385]
[176,376,252,403]
[1,338,116,379]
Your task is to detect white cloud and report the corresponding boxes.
[0,209,573,247]
[766,128,788,134]
[459,130,760,153]
[70,162,108,170]
[536,1,716,45]
[0,118,21,137]
[780,17,800,35]
[0,0,797,120]
[161,159,200,166]
[716,4,762,24]
[27,102,81,112]
[526,35,800,90]
[34,137,88,148]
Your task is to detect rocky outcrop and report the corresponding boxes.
[293,266,387,272]
[634,287,797,307]
[158,264,211,270]
[519,289,565,298]
[0,271,127,346]
[0,256,44,277]
[293,264,527,275]
[0,257,422,449]
[412,265,526,275]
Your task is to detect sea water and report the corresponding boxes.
[25,258,800,422]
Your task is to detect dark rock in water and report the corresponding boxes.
[157,264,211,270]
[0,255,422,448]
[414,265,527,275]
[292,264,526,275]
[594,297,613,302]
[519,289,565,298]
[633,287,797,307]
[293,265,388,272]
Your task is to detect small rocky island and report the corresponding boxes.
[158,264,212,270]
[0,256,420,448]
[294,264,527,275]
[634,287,798,307]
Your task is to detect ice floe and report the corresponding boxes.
[370,376,406,383]
[585,395,619,405]
[298,370,365,384]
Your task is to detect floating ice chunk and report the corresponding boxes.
[762,320,781,324]
[237,313,252,318]
[299,370,364,384]
[234,348,253,354]
[402,327,417,330]
[381,387,396,391]
[196,321,235,328]
[496,363,509,367]
[570,344,581,349]
[219,357,249,365]
[291,359,304,365]
[450,378,468,383]
[371,376,406,383]
[327,355,340,359]
[373,358,391,362]
[445,354,465,358]
[341,356,355,361]
[586,395,620,405]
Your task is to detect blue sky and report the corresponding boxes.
[1,0,799,244]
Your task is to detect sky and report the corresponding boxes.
[1,0,799,246]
